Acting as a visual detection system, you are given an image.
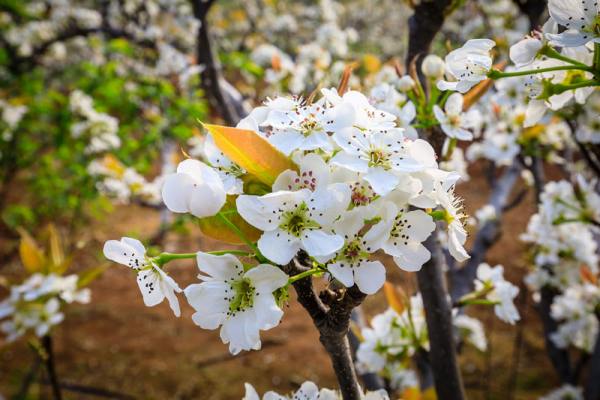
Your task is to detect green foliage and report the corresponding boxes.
[0,39,208,238]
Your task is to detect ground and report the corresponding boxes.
[0,163,565,399]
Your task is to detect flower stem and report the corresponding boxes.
[154,250,251,266]
[288,268,321,284]
[541,45,589,68]
[216,212,267,263]
[550,79,600,95]
[488,65,592,79]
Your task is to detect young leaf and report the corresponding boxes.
[17,227,46,273]
[201,123,297,186]
[47,224,65,269]
[77,264,110,288]
[197,196,262,244]
[383,282,407,315]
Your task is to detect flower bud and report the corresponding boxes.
[421,54,445,78]
[397,75,415,92]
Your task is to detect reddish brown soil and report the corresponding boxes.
[0,163,565,399]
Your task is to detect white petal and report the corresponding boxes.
[243,383,261,400]
[136,270,165,307]
[509,38,542,67]
[437,80,458,92]
[301,230,344,258]
[121,237,146,255]
[253,294,284,330]
[161,172,195,213]
[268,131,304,156]
[354,261,386,294]
[330,152,369,173]
[524,99,547,127]
[390,243,431,272]
[546,31,591,47]
[327,262,355,287]
[196,252,244,281]
[445,93,464,115]
[365,168,400,196]
[245,264,288,293]
[258,230,301,265]
[103,240,139,266]
[187,180,226,218]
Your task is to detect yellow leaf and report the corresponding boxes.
[423,387,437,400]
[384,282,406,314]
[401,387,422,400]
[50,255,73,275]
[197,196,262,244]
[17,228,46,273]
[362,54,381,74]
[201,123,297,186]
[77,264,110,288]
[46,224,65,269]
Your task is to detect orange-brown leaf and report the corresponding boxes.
[197,196,262,244]
[384,282,406,314]
[202,123,297,186]
[17,228,46,273]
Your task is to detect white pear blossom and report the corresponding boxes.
[454,314,488,351]
[539,384,583,400]
[379,202,436,271]
[438,39,496,93]
[433,93,481,140]
[324,208,388,294]
[237,186,350,265]
[272,153,330,192]
[476,263,521,324]
[103,237,182,317]
[184,253,288,355]
[260,98,340,155]
[331,128,434,195]
[243,381,390,400]
[161,159,226,218]
[546,0,600,47]
[421,54,446,78]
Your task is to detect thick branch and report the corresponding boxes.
[584,325,600,400]
[450,160,523,301]
[418,233,466,400]
[285,257,364,400]
[538,286,573,383]
[192,0,248,125]
[42,335,62,400]
[405,0,453,70]
[511,0,547,29]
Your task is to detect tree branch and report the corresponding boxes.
[285,256,364,400]
[511,0,547,29]
[405,0,454,71]
[191,0,248,125]
[418,233,466,400]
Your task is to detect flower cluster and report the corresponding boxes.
[474,263,521,324]
[243,381,389,400]
[88,155,164,206]
[70,90,121,155]
[104,86,471,355]
[356,295,487,390]
[0,273,90,342]
[522,178,600,353]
